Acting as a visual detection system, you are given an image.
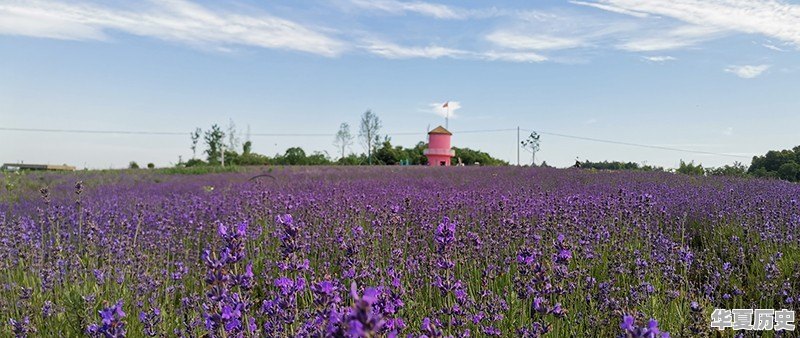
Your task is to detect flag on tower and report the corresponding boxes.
[442,101,449,108]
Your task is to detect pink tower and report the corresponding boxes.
[424,126,455,166]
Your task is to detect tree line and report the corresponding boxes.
[177,111,507,167]
[579,145,800,183]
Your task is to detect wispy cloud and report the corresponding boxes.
[0,0,345,56]
[616,25,724,52]
[482,51,548,63]
[642,55,676,62]
[486,31,584,51]
[725,64,770,78]
[362,39,550,62]
[3,0,798,64]
[569,1,650,18]
[581,0,800,49]
[762,43,786,52]
[429,101,461,118]
[362,39,467,59]
[348,0,466,19]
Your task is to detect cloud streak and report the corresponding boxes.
[486,31,584,51]
[581,0,800,49]
[362,39,550,62]
[362,40,468,59]
[642,55,676,62]
[0,0,345,56]
[616,25,724,51]
[570,1,650,18]
[348,0,466,19]
[725,64,770,78]
[2,0,798,65]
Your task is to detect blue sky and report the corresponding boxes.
[1,0,799,169]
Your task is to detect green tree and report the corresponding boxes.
[748,146,800,181]
[453,147,508,166]
[147,163,155,169]
[306,151,332,165]
[204,124,225,164]
[677,160,704,176]
[706,162,748,177]
[521,132,541,166]
[337,153,367,165]
[185,158,206,167]
[375,137,403,165]
[242,141,252,155]
[128,161,140,169]
[359,110,381,165]
[778,162,800,181]
[283,147,307,165]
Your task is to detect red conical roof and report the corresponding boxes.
[428,126,452,135]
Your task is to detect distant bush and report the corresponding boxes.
[705,162,748,177]
[128,161,140,169]
[677,160,704,176]
[337,154,368,165]
[156,166,244,175]
[580,160,663,171]
[147,163,155,169]
[454,147,508,166]
[185,158,207,167]
[271,147,333,165]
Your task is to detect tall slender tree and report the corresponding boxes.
[334,123,354,159]
[190,127,202,159]
[226,118,240,151]
[521,132,541,166]
[359,110,381,165]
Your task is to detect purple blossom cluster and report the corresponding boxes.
[0,166,799,337]
[87,300,127,337]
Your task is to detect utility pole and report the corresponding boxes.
[221,144,225,167]
[517,126,520,166]
[446,104,450,129]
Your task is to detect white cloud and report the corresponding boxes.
[569,1,650,18]
[642,55,676,62]
[762,43,786,52]
[482,51,548,63]
[362,40,467,59]
[617,25,724,51]
[486,31,584,51]
[362,39,551,62]
[584,0,800,49]
[725,64,771,78]
[348,0,465,19]
[0,0,345,56]
[429,101,461,118]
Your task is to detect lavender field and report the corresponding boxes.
[1,166,799,337]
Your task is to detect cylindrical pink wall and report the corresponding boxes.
[428,134,451,149]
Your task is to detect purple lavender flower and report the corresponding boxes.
[9,317,36,338]
[619,315,670,338]
[87,300,126,338]
[138,307,161,336]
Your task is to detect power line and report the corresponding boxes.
[1,126,752,159]
[0,127,514,137]
[520,128,751,159]
[0,127,188,135]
